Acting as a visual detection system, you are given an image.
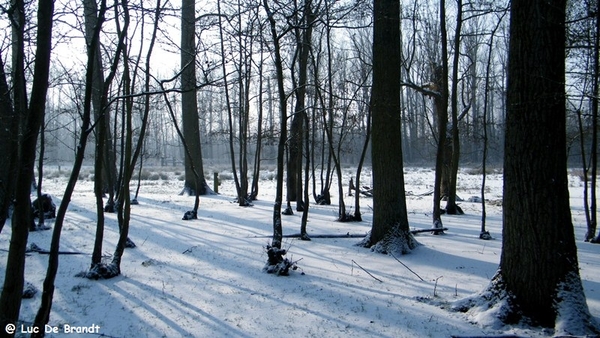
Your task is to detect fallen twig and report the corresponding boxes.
[351,259,383,283]
[389,252,426,282]
[182,245,199,254]
[410,227,448,234]
[252,233,367,239]
[27,243,86,255]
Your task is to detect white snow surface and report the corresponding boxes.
[1,166,599,337]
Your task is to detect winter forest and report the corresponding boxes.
[1,0,600,336]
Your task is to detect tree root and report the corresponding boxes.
[263,245,300,276]
[453,271,600,335]
[182,210,197,220]
[82,262,120,280]
[479,231,492,240]
[357,225,420,255]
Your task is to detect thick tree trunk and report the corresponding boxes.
[360,0,416,254]
[500,0,583,326]
[456,0,599,333]
[181,0,209,196]
[287,0,312,212]
[0,51,17,234]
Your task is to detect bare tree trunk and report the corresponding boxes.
[181,0,210,196]
[85,0,107,268]
[0,50,17,234]
[445,0,464,215]
[112,7,134,274]
[310,44,333,206]
[0,0,54,333]
[589,0,599,242]
[458,1,599,332]
[217,0,243,204]
[479,10,506,240]
[286,0,313,214]
[353,103,371,222]
[432,63,447,230]
[34,121,47,230]
[322,0,347,220]
[300,111,311,240]
[263,0,286,250]
[359,0,416,254]
[250,33,266,201]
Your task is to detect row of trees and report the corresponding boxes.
[0,0,598,335]
[20,0,599,227]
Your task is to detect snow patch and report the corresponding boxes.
[555,271,600,336]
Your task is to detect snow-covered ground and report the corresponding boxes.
[1,166,598,337]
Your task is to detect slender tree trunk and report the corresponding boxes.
[0,0,54,333]
[89,0,107,265]
[263,0,286,249]
[35,122,46,230]
[321,0,347,218]
[217,0,243,203]
[445,0,463,215]
[300,112,311,240]
[590,0,599,242]
[479,11,505,240]
[286,0,313,213]
[432,65,447,229]
[113,12,134,273]
[354,100,371,222]
[432,0,450,230]
[250,36,265,201]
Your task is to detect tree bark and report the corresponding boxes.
[457,0,599,333]
[501,0,583,326]
[263,0,286,249]
[0,49,17,234]
[1,0,54,333]
[589,0,600,242]
[181,0,209,196]
[445,0,464,215]
[360,0,417,254]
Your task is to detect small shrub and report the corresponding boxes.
[261,171,276,181]
[133,170,151,180]
[465,167,497,175]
